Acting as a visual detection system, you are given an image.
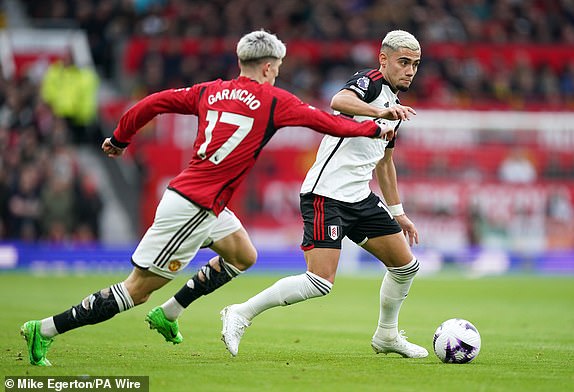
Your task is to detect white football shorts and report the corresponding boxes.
[131,189,219,279]
[200,207,243,248]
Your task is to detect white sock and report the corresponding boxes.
[161,297,186,321]
[376,258,420,340]
[40,317,59,338]
[234,271,332,321]
[110,282,135,312]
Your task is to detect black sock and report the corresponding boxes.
[174,257,239,308]
[53,283,134,334]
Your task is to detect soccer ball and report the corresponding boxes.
[433,318,481,364]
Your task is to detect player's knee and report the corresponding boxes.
[224,247,258,271]
[307,268,336,285]
[387,258,420,283]
[305,271,333,298]
[239,246,258,270]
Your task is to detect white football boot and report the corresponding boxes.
[220,305,251,356]
[371,330,429,358]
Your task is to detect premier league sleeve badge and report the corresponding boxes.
[357,76,370,90]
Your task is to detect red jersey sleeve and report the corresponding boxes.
[272,90,380,138]
[112,86,201,145]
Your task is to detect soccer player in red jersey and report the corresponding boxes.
[20,30,394,366]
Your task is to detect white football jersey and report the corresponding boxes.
[300,69,402,202]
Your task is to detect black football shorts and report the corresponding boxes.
[300,192,402,250]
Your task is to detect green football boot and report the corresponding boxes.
[145,307,183,344]
[20,320,53,366]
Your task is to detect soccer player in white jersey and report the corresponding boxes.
[221,30,428,358]
[19,30,394,366]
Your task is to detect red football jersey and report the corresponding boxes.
[113,76,380,215]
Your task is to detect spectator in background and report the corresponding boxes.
[40,136,81,241]
[73,174,103,241]
[40,174,75,243]
[6,164,43,241]
[140,54,166,94]
[0,68,105,242]
[0,81,36,131]
[40,51,99,144]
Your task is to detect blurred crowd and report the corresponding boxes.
[22,0,574,44]
[0,68,102,242]
[3,0,574,243]
[20,0,574,106]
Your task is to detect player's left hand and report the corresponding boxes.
[395,214,419,246]
[378,104,416,121]
[101,137,125,158]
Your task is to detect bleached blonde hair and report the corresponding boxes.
[237,30,287,64]
[381,30,421,52]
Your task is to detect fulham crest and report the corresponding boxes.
[328,225,341,240]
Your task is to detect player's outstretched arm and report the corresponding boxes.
[274,93,392,140]
[112,88,196,146]
[331,90,416,121]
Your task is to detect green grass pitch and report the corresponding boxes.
[1,272,573,391]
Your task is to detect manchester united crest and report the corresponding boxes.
[168,260,182,272]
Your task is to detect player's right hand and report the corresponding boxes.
[101,137,125,157]
[395,214,419,246]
